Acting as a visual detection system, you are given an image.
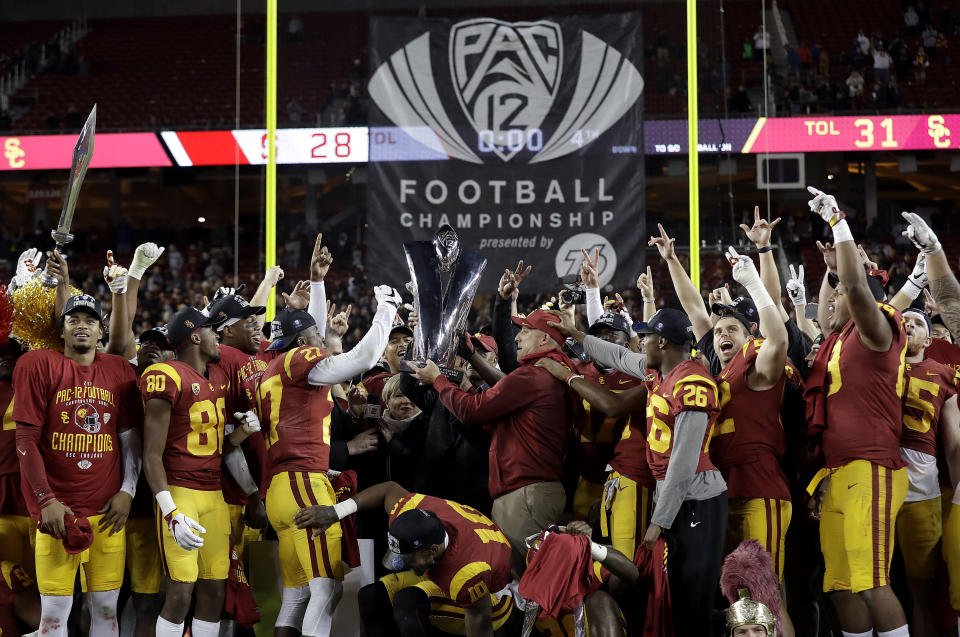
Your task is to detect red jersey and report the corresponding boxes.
[572,362,643,484]
[900,358,959,457]
[256,346,334,481]
[0,381,27,517]
[925,338,960,372]
[710,340,803,500]
[390,494,511,607]
[645,359,720,481]
[216,344,271,505]
[13,350,138,517]
[139,361,231,491]
[607,374,654,487]
[822,304,907,469]
[0,561,33,636]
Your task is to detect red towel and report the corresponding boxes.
[223,548,260,627]
[38,514,93,554]
[633,539,673,637]
[802,330,842,435]
[518,533,594,618]
[331,471,361,568]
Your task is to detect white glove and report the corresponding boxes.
[726,247,760,288]
[807,186,844,226]
[213,285,242,301]
[602,475,620,511]
[128,242,164,280]
[234,410,261,435]
[374,285,403,309]
[13,248,42,288]
[901,211,942,255]
[156,490,205,550]
[786,264,806,308]
[102,250,129,294]
[902,252,928,300]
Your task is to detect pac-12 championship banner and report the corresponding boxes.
[365,13,645,292]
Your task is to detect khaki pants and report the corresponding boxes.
[491,481,565,576]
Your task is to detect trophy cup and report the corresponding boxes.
[403,225,486,383]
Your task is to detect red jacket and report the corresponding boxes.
[434,348,573,498]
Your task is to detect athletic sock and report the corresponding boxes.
[191,617,221,637]
[87,589,120,634]
[841,631,873,637]
[877,628,910,637]
[155,616,184,636]
[39,594,73,637]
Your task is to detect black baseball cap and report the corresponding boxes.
[589,312,633,338]
[903,308,933,335]
[390,322,414,338]
[207,294,266,330]
[828,272,886,301]
[62,294,103,321]
[637,308,694,346]
[382,509,447,572]
[711,296,759,325]
[137,326,172,350]
[265,308,317,351]
[166,307,224,349]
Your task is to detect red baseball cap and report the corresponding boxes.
[470,333,499,354]
[512,309,565,347]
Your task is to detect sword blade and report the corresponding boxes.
[55,104,96,238]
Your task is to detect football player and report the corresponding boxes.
[13,294,142,637]
[256,284,400,637]
[140,306,253,637]
[805,187,909,636]
[296,480,514,637]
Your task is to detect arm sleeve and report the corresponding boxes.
[586,287,603,326]
[308,302,394,386]
[492,295,519,373]
[582,335,648,378]
[650,410,709,528]
[328,404,351,470]
[434,367,541,424]
[118,428,143,497]
[309,281,327,339]
[15,424,55,506]
[223,446,259,496]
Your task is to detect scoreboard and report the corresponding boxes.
[0,115,956,170]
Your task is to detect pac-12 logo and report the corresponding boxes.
[369,18,643,164]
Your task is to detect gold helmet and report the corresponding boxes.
[726,587,776,636]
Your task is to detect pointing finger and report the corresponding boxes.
[769,217,782,229]
[106,250,115,266]
[754,205,760,224]
[789,264,797,280]
[807,186,823,196]
[798,265,804,280]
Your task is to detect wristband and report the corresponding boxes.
[756,245,774,253]
[565,373,584,386]
[901,278,924,300]
[590,542,608,561]
[332,498,358,520]
[38,494,57,508]
[642,298,655,304]
[831,219,854,243]
[155,490,177,517]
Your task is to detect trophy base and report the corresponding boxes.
[399,360,464,385]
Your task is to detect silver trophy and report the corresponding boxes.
[403,225,486,382]
[40,104,96,288]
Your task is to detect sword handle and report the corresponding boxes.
[39,240,70,288]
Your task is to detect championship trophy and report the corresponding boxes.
[403,225,487,383]
[40,104,96,287]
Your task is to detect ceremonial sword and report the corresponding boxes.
[41,104,96,288]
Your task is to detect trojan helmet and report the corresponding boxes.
[726,588,776,635]
[721,540,780,636]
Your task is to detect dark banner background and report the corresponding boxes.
[365,12,645,292]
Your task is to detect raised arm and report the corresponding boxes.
[103,251,131,356]
[307,234,332,338]
[809,187,891,349]
[740,205,789,322]
[785,264,820,342]
[889,252,926,312]
[124,242,164,359]
[902,212,960,342]
[649,223,712,341]
[581,249,603,326]
[637,265,657,322]
[251,265,285,330]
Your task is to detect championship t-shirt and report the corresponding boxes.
[389,493,512,607]
[13,350,139,517]
[139,360,231,491]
